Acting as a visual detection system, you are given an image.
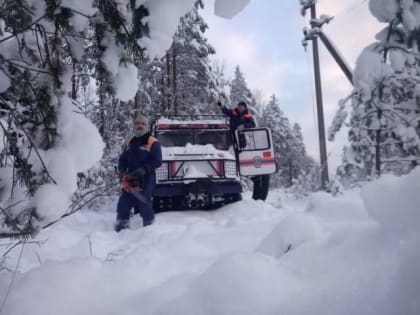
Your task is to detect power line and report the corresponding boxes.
[332,0,368,25]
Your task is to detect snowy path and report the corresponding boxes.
[1,171,420,315]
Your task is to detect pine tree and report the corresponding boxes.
[0,0,150,237]
[330,0,420,182]
[230,65,256,110]
[75,1,151,203]
[163,0,220,115]
[261,95,319,191]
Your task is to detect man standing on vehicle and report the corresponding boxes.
[115,116,162,232]
[217,100,256,130]
[217,100,270,201]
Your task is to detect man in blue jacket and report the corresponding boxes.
[218,100,270,201]
[115,116,162,232]
[217,100,256,130]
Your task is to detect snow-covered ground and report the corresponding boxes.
[1,169,420,315]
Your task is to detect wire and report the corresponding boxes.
[332,0,368,26]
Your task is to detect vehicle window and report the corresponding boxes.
[157,131,193,147]
[195,131,231,150]
[240,129,269,151]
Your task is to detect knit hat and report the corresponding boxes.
[237,101,247,108]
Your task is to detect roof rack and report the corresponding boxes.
[154,114,227,121]
[152,114,230,131]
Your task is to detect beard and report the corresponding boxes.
[133,129,148,137]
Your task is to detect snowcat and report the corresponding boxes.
[151,114,276,211]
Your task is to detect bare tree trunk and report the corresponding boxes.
[134,90,141,118]
[71,60,78,100]
[166,52,172,113]
[161,73,166,114]
[172,46,177,114]
[375,108,382,176]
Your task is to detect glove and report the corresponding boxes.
[121,174,131,192]
[217,101,223,108]
[129,167,146,189]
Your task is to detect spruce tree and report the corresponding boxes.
[164,0,219,115]
[230,65,255,110]
[261,95,319,191]
[330,0,420,182]
[0,0,150,237]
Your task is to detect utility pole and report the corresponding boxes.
[301,0,329,188]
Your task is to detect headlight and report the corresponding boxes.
[224,160,237,178]
[156,162,168,181]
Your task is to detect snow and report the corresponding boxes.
[370,0,420,30]
[389,50,406,72]
[138,0,197,58]
[138,0,250,58]
[31,99,104,222]
[214,0,251,19]
[1,170,420,314]
[57,103,104,173]
[33,184,71,222]
[1,0,420,313]
[157,118,227,125]
[0,120,4,152]
[61,0,96,33]
[101,37,122,77]
[369,0,399,22]
[115,63,139,102]
[0,70,10,93]
[163,144,235,160]
[353,47,391,94]
[361,168,420,232]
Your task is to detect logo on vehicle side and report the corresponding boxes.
[253,156,262,168]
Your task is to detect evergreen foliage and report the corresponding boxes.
[261,95,319,191]
[330,1,420,184]
[229,65,256,110]
[0,0,150,237]
[163,1,220,115]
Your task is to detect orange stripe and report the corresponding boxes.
[239,157,275,163]
[240,161,276,168]
[215,160,221,175]
[172,161,177,177]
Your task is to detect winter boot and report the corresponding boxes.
[143,218,154,227]
[114,219,129,232]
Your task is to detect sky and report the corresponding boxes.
[2,169,420,314]
[202,0,383,172]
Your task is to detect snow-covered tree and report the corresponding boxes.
[0,0,194,237]
[230,66,255,109]
[261,95,317,190]
[163,1,220,115]
[329,0,420,182]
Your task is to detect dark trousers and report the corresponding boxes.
[116,190,154,223]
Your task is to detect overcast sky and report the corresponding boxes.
[203,0,382,172]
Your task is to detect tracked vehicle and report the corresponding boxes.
[152,115,276,211]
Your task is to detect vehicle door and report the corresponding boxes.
[236,128,277,176]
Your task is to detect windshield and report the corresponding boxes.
[195,131,230,150]
[157,130,230,149]
[157,131,193,147]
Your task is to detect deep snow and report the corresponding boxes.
[1,169,420,315]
